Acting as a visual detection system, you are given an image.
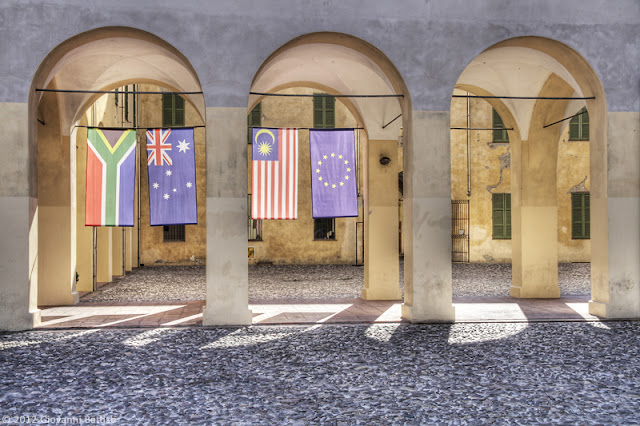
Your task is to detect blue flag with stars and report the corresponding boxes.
[147,128,197,226]
[310,129,358,218]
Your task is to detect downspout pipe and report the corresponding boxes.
[466,92,471,196]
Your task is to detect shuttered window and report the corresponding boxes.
[569,107,589,141]
[492,109,509,143]
[248,103,262,144]
[492,193,511,239]
[572,192,590,239]
[313,94,335,129]
[162,93,185,127]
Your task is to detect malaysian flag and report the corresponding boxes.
[251,128,298,219]
[147,128,197,226]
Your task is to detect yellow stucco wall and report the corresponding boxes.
[247,87,364,264]
[450,89,590,263]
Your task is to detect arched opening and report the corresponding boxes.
[246,33,412,317]
[28,27,205,323]
[448,36,608,314]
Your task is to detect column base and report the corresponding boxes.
[202,305,253,326]
[588,300,608,318]
[362,287,402,301]
[509,285,561,298]
[401,302,455,323]
[0,309,41,331]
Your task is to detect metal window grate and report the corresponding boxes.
[314,218,335,240]
[163,225,185,242]
[452,200,469,262]
[247,195,262,241]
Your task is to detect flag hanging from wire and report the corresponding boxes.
[85,128,137,226]
[309,129,358,218]
[147,128,198,226]
[251,128,298,219]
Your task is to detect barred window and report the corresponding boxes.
[314,218,335,240]
[163,225,185,242]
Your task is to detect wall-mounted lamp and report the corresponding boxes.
[379,156,391,166]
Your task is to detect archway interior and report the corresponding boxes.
[449,38,601,301]
[33,28,206,310]
[247,35,407,305]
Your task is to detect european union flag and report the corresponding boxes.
[310,129,358,218]
[147,128,197,225]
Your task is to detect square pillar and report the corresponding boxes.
[362,140,401,300]
[401,110,455,322]
[202,107,252,325]
[0,102,40,330]
[96,227,112,283]
[111,227,124,277]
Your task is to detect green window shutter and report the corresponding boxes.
[492,193,511,239]
[248,103,262,144]
[174,95,185,126]
[572,192,590,239]
[581,108,589,140]
[569,107,589,141]
[505,193,511,239]
[492,109,509,143]
[492,193,504,239]
[313,94,335,129]
[584,193,590,238]
[162,93,173,127]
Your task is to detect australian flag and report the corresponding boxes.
[147,128,197,226]
[309,129,358,218]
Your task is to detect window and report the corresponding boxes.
[572,192,590,239]
[313,94,335,128]
[492,108,509,143]
[314,218,335,240]
[492,193,511,239]
[162,93,185,127]
[248,195,262,241]
[248,103,261,144]
[163,225,185,242]
[569,107,589,141]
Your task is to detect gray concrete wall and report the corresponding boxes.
[0,1,638,112]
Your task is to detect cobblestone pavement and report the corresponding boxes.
[1,321,639,424]
[82,262,590,302]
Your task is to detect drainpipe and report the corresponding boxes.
[466,92,471,196]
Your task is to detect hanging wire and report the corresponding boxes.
[452,94,595,100]
[249,92,403,98]
[73,125,205,130]
[35,88,204,95]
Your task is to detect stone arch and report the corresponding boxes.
[451,36,617,316]
[235,32,413,316]
[27,27,205,320]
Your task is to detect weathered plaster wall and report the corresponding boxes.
[247,87,363,264]
[450,90,591,263]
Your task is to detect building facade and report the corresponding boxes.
[0,0,638,330]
